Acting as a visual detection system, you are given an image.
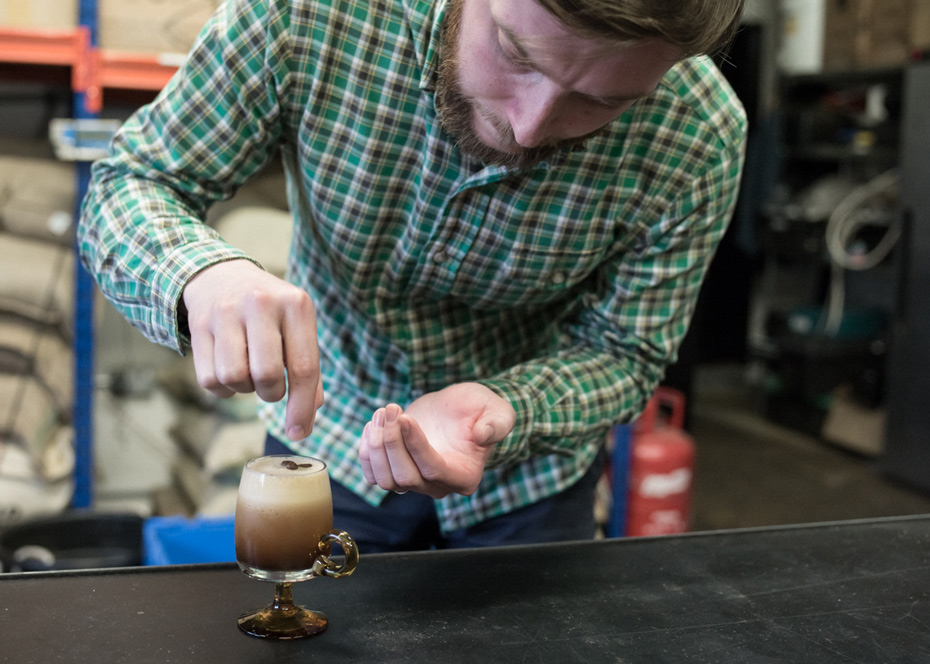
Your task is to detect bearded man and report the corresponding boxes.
[80,0,746,551]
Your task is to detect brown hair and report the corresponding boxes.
[534,0,745,56]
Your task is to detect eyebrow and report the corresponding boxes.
[498,23,535,66]
[496,22,659,105]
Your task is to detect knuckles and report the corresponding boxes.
[213,363,253,388]
[285,356,318,379]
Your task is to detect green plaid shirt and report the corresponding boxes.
[79,0,746,531]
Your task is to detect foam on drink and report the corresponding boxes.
[235,455,334,575]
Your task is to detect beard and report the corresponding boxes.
[434,0,593,170]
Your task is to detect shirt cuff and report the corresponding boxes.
[477,378,535,468]
[156,243,263,353]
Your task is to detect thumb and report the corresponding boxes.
[473,411,515,446]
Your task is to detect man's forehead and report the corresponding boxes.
[488,2,674,100]
[490,1,616,53]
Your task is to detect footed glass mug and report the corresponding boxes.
[235,455,358,640]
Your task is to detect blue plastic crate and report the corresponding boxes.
[143,515,236,566]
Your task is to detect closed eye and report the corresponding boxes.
[496,28,534,70]
[585,95,636,110]
[584,88,655,108]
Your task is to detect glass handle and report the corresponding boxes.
[313,530,359,578]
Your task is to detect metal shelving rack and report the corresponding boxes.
[0,3,179,508]
[72,0,99,510]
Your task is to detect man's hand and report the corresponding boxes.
[357,383,517,498]
[182,259,324,440]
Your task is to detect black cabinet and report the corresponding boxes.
[751,67,905,439]
[883,62,930,490]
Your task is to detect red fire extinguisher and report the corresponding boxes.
[626,386,696,537]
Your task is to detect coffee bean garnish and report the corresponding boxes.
[280,460,315,470]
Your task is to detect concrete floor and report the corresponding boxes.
[688,364,930,532]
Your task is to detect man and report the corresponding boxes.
[80,0,746,551]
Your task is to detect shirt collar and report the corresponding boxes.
[401,0,447,92]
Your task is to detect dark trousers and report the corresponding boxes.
[264,434,605,553]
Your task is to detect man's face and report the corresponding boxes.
[436,0,683,168]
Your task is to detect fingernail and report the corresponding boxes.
[385,405,398,423]
[287,425,305,440]
[373,409,385,427]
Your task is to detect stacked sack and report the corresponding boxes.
[0,156,77,527]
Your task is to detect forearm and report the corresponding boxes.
[78,157,257,352]
[77,0,287,351]
[481,141,745,466]
[479,341,660,467]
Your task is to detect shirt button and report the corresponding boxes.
[433,250,449,264]
[550,271,567,285]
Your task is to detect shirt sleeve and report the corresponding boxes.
[480,128,746,467]
[77,0,289,353]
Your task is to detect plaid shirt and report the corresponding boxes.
[79,0,746,531]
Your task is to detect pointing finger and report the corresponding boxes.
[281,298,321,440]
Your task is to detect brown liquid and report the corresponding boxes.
[235,500,333,571]
[234,456,334,573]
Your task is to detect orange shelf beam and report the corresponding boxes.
[99,50,179,91]
[0,27,180,113]
[0,26,85,67]
[78,50,179,113]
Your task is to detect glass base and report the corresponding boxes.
[237,604,329,640]
[237,581,329,640]
[238,561,314,583]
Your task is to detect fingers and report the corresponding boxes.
[363,408,393,488]
[473,406,517,446]
[246,315,286,402]
[281,296,322,440]
[396,415,446,483]
[401,416,481,497]
[183,261,322,441]
[283,369,322,441]
[365,405,418,491]
[358,422,376,484]
[189,327,236,399]
[359,405,436,494]
[381,406,424,491]
[315,380,325,409]
[191,311,291,402]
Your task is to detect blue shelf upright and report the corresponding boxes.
[70,0,99,509]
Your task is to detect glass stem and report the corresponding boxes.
[273,582,296,614]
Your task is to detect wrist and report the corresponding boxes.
[476,379,532,466]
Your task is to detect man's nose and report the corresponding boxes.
[508,81,562,148]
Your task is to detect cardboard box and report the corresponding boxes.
[822,386,886,457]
[823,0,927,71]
[0,0,77,30]
[911,1,930,55]
[863,0,911,68]
[823,0,871,71]
[98,0,221,55]
[0,0,219,55]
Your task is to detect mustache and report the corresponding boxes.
[434,0,597,169]
[436,65,571,169]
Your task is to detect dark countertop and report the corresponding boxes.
[2,516,930,663]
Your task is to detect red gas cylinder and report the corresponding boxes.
[626,387,696,537]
